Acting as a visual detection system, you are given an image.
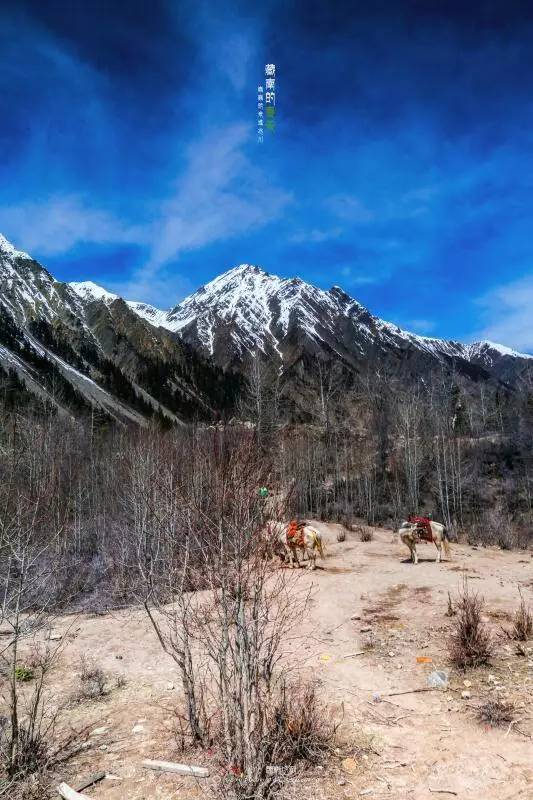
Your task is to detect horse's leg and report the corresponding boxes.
[284,544,294,567]
[307,548,316,570]
[435,538,441,563]
[413,542,418,564]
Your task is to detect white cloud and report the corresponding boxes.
[326,194,374,223]
[475,275,533,352]
[0,195,147,256]
[118,123,291,304]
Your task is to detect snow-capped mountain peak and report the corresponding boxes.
[0,233,31,262]
[70,281,120,304]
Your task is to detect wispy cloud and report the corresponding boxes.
[115,124,292,303]
[407,318,436,334]
[0,195,147,256]
[475,275,533,352]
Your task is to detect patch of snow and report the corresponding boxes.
[127,301,169,328]
[69,281,119,303]
[466,340,533,360]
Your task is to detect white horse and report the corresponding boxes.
[266,520,325,570]
[398,520,451,564]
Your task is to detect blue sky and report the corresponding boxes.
[1,0,533,350]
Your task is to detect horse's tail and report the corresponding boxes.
[442,527,452,558]
[312,529,325,558]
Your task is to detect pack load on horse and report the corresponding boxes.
[287,519,305,549]
[398,514,451,564]
[407,515,434,542]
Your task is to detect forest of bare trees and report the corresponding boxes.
[0,363,532,796]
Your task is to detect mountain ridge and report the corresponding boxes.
[68,261,532,368]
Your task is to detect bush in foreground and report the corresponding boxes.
[449,580,492,669]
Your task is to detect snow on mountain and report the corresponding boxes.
[0,233,31,261]
[70,280,119,303]
[69,281,169,328]
[3,230,530,379]
[163,264,372,359]
[465,340,533,362]
[70,263,532,372]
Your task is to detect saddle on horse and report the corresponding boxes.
[287,520,305,548]
[407,515,433,542]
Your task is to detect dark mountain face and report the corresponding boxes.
[0,235,241,424]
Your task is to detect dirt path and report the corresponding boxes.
[24,524,533,799]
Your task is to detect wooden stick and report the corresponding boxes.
[75,772,106,792]
[343,651,364,658]
[428,789,458,796]
[142,759,209,778]
[57,783,91,800]
[384,687,437,698]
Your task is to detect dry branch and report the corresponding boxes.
[57,783,91,800]
[142,759,210,777]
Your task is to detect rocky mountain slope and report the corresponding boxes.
[0,234,240,423]
[71,262,533,383]
[2,232,531,424]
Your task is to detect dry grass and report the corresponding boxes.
[478,699,514,728]
[336,529,346,543]
[446,591,456,617]
[360,527,373,543]
[449,580,492,669]
[511,592,532,641]
[74,656,107,701]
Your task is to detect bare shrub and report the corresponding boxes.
[512,591,532,641]
[218,680,336,800]
[0,644,62,783]
[478,699,514,728]
[265,681,335,767]
[469,508,518,550]
[449,580,492,669]
[336,528,346,543]
[76,656,106,701]
[4,771,52,800]
[131,432,327,798]
[115,675,127,690]
[360,527,373,542]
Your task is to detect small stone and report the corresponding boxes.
[341,757,358,774]
[360,626,372,632]
[132,724,145,734]
[388,651,395,657]
[463,680,472,687]
[90,726,109,736]
[99,744,108,751]
[461,690,471,700]
[351,614,361,620]
[166,682,175,690]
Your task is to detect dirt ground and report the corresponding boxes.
[17,524,533,799]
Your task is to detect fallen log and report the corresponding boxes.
[142,759,209,778]
[75,772,106,792]
[57,783,91,800]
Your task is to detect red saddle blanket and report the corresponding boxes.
[407,515,433,542]
[287,521,305,548]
